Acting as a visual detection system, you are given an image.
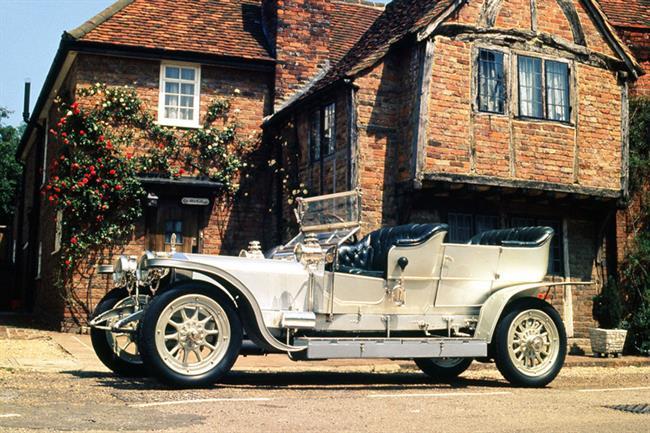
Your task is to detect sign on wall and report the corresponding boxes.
[181,197,210,206]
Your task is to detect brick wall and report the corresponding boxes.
[272,0,332,104]
[30,53,275,329]
[426,7,625,192]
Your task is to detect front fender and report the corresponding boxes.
[474,281,592,342]
[145,257,305,353]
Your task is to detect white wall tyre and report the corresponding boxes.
[139,282,242,388]
[90,288,147,377]
[493,298,567,387]
[414,357,473,381]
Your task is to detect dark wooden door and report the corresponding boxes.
[147,199,204,253]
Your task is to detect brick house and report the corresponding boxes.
[12,0,648,337]
[13,0,383,328]
[264,0,646,340]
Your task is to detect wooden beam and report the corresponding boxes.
[421,172,622,199]
[437,24,629,72]
[479,0,504,28]
[620,79,630,201]
[412,38,435,185]
[555,0,587,46]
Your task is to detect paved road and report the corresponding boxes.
[1,360,650,433]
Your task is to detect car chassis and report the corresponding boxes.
[90,189,588,387]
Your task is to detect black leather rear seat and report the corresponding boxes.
[468,226,554,248]
[337,223,448,278]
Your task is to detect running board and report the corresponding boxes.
[292,337,487,360]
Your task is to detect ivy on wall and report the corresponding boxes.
[620,97,650,353]
[43,84,252,314]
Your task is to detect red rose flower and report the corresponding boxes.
[70,237,78,245]
[79,130,85,136]
[115,184,123,191]
[109,169,116,176]
[71,102,79,110]
[61,132,67,138]
[98,135,105,142]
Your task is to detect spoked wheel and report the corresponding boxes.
[139,282,242,387]
[414,357,473,381]
[494,299,566,387]
[90,288,148,376]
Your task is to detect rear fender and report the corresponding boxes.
[145,257,305,353]
[474,281,592,342]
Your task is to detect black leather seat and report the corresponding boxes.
[468,226,554,248]
[337,223,448,278]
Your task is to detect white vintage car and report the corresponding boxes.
[90,189,585,388]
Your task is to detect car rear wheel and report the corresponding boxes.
[90,288,147,377]
[494,298,566,387]
[139,282,242,387]
[414,357,473,381]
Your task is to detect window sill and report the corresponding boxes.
[514,116,574,127]
[156,119,201,129]
[474,110,508,117]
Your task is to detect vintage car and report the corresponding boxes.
[90,189,586,388]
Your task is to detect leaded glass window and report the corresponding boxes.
[478,50,505,114]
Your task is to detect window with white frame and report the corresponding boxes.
[158,63,201,127]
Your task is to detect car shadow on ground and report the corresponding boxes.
[62,369,509,392]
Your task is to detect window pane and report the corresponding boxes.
[180,83,194,96]
[181,68,195,81]
[165,82,179,94]
[518,56,543,118]
[165,220,183,244]
[448,213,473,243]
[478,50,505,114]
[165,67,180,79]
[165,94,179,107]
[475,215,499,234]
[165,107,178,119]
[180,108,194,120]
[546,61,570,122]
[322,103,336,156]
[309,111,321,162]
[180,96,194,107]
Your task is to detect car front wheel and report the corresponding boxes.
[493,299,566,387]
[90,288,147,377]
[139,283,242,387]
[414,357,473,381]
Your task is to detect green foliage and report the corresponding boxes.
[0,108,23,224]
[44,83,249,277]
[593,277,625,329]
[629,98,650,192]
[620,97,650,353]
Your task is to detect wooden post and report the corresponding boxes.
[562,218,574,338]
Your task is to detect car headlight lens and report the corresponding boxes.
[112,255,137,286]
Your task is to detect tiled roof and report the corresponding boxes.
[68,0,274,61]
[276,0,457,109]
[597,0,650,28]
[330,1,384,62]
